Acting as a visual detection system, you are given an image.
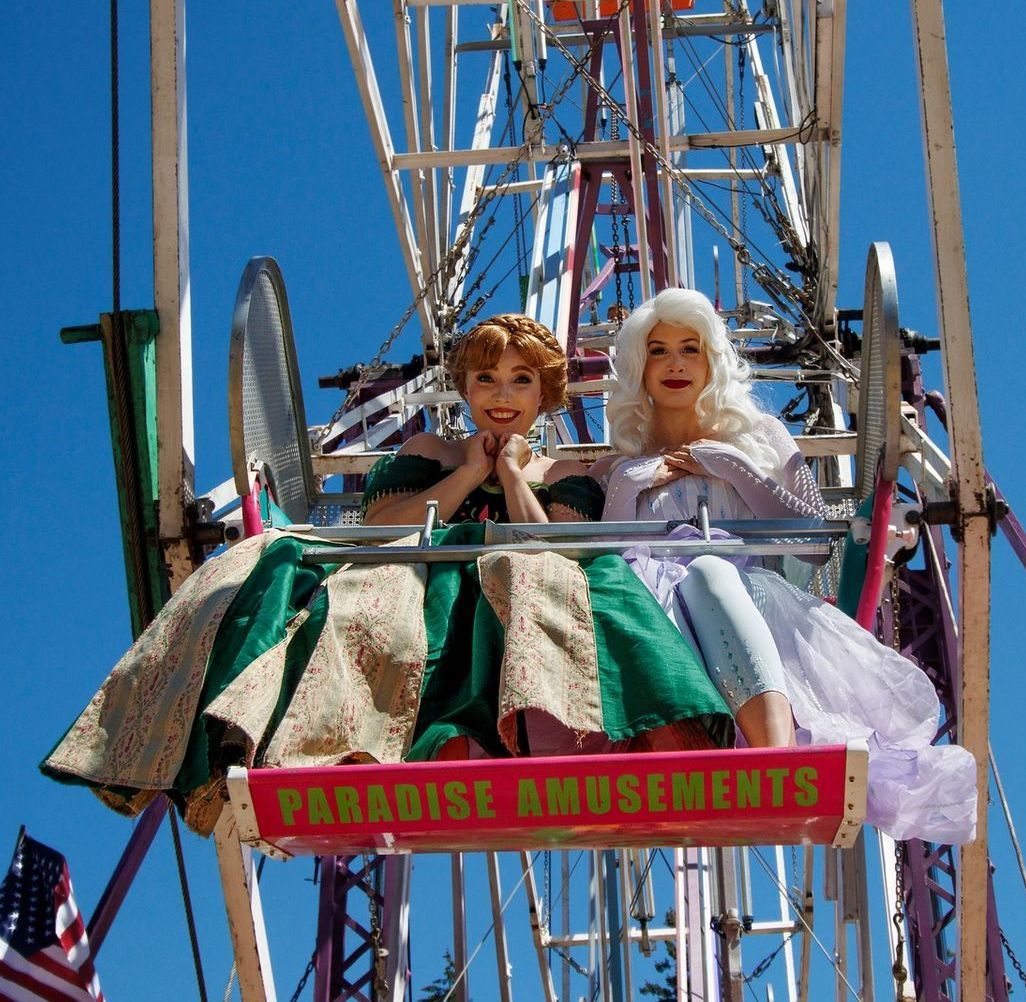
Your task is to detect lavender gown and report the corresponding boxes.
[603,416,977,844]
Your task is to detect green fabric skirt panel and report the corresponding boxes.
[582,555,734,748]
[174,536,342,795]
[409,524,507,760]
[408,524,734,760]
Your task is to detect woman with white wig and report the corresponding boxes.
[599,288,977,844]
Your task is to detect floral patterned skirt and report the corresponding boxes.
[42,526,732,835]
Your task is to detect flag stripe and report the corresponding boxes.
[36,950,103,1002]
[0,943,96,1002]
[0,955,89,1002]
[0,974,74,1002]
[21,951,84,988]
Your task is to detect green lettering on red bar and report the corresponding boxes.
[395,784,423,821]
[444,781,470,820]
[473,781,495,819]
[334,786,363,824]
[308,787,334,825]
[264,756,833,838]
[671,772,705,811]
[366,785,394,823]
[736,770,760,809]
[425,782,442,820]
[278,788,302,826]
[711,771,731,809]
[585,775,612,815]
[794,766,818,807]
[616,774,641,813]
[766,768,787,807]
[545,777,581,816]
[647,772,667,812]
[518,778,543,817]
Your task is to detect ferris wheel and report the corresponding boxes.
[52,2,1018,1001]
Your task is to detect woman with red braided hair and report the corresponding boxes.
[42,314,735,829]
[360,313,733,761]
[363,313,603,525]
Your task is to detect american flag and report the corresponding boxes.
[0,833,104,1002]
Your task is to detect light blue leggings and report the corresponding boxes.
[672,555,788,714]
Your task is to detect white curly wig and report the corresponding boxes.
[606,288,778,473]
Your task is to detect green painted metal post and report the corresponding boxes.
[61,309,166,636]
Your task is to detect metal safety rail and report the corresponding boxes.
[297,510,846,565]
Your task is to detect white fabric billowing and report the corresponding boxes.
[743,566,977,844]
[604,436,978,844]
[627,527,977,843]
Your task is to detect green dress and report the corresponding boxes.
[360,452,607,523]
[42,461,733,835]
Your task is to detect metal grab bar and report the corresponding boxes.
[300,538,833,565]
[283,517,848,543]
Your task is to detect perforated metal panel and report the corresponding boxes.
[855,242,902,498]
[811,497,858,599]
[228,258,315,524]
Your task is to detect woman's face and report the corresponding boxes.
[643,321,710,413]
[464,345,544,438]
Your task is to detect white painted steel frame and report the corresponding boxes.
[615,7,653,302]
[812,0,846,329]
[335,0,436,348]
[391,126,822,169]
[214,806,278,1002]
[393,3,439,320]
[151,0,196,591]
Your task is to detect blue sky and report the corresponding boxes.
[3,3,1026,998]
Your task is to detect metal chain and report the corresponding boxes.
[287,952,317,1002]
[887,571,911,1001]
[609,116,625,320]
[624,210,635,309]
[1000,927,1026,988]
[504,52,527,296]
[367,855,391,999]
[314,0,633,452]
[890,573,902,654]
[892,840,909,1001]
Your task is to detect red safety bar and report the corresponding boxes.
[226,743,868,859]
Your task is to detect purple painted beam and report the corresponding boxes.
[86,795,169,956]
[630,1,667,291]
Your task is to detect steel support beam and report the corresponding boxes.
[392,126,826,169]
[909,3,992,997]
[214,807,277,1002]
[335,0,436,349]
[150,0,196,591]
